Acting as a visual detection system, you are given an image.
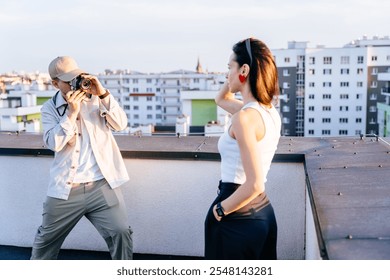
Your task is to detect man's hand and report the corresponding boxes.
[80,74,106,97]
[65,89,86,116]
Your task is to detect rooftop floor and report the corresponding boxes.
[0,133,389,260]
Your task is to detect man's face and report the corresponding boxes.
[52,79,71,97]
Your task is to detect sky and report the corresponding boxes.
[0,0,389,75]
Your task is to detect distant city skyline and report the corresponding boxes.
[1,0,389,74]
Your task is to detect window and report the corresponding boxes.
[146,96,153,101]
[340,82,349,87]
[133,88,139,93]
[133,114,139,119]
[357,68,363,74]
[323,69,332,74]
[322,118,331,123]
[309,82,315,87]
[372,56,378,61]
[322,130,331,135]
[341,56,350,64]
[356,106,362,111]
[323,82,332,87]
[322,106,331,111]
[370,81,377,88]
[339,118,348,123]
[341,68,349,75]
[308,130,314,135]
[309,57,315,64]
[357,56,364,64]
[370,93,377,100]
[133,106,139,110]
[308,94,315,99]
[339,106,349,111]
[146,79,152,83]
[309,106,315,111]
[323,57,332,64]
[147,106,153,110]
[357,82,363,87]
[124,105,130,110]
[133,79,138,84]
[356,118,362,123]
[147,114,153,119]
[369,106,377,112]
[283,69,290,76]
[284,57,290,63]
[133,96,139,101]
[339,130,348,135]
[308,118,314,123]
[372,68,378,75]
[309,69,315,75]
[340,94,349,99]
[356,94,361,99]
[323,94,331,99]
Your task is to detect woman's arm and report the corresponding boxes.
[213,109,265,220]
[215,81,243,114]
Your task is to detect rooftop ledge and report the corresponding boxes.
[0,133,389,260]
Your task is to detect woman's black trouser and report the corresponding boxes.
[204,181,277,260]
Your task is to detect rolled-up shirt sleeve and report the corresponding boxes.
[99,94,128,131]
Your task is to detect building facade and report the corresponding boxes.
[98,69,225,128]
[273,36,390,137]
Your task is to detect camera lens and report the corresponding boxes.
[81,78,91,90]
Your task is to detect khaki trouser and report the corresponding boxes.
[31,178,133,260]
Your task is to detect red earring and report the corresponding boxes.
[239,74,246,83]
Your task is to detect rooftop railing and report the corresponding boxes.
[0,133,389,260]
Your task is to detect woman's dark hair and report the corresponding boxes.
[232,38,279,105]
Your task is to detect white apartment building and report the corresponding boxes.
[0,91,42,132]
[0,73,53,133]
[98,69,225,128]
[273,36,390,137]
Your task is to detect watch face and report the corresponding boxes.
[216,207,224,217]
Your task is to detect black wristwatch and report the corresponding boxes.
[216,202,225,217]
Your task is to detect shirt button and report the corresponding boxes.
[66,182,71,185]
[75,150,80,153]
[71,166,76,169]
[78,133,81,136]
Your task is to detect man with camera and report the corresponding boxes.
[31,56,133,260]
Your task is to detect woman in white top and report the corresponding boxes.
[204,38,281,259]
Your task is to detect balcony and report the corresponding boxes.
[0,133,389,260]
[381,87,390,96]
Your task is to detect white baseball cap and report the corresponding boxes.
[48,56,84,82]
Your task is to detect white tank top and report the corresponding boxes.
[218,102,281,184]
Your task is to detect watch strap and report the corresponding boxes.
[216,202,225,217]
[99,89,110,99]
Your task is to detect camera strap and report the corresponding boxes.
[52,91,68,117]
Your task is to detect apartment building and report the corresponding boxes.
[0,73,53,133]
[273,36,390,137]
[98,69,225,128]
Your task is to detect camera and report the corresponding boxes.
[70,74,92,91]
